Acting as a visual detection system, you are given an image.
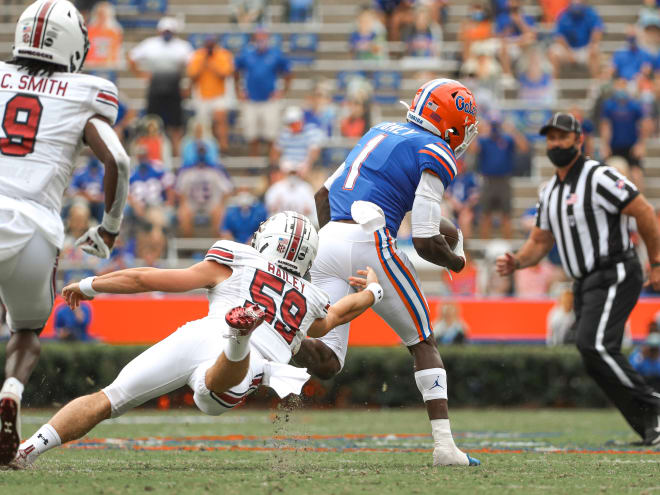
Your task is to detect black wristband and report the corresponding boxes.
[651,262,660,268]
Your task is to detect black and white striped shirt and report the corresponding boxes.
[535,156,639,279]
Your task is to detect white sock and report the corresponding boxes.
[224,335,251,362]
[1,377,25,400]
[21,423,61,460]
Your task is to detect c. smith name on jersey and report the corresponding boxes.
[0,72,68,97]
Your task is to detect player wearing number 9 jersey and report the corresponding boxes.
[10,212,385,469]
[296,79,481,466]
[0,0,130,465]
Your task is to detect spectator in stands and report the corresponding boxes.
[265,160,317,225]
[128,17,193,156]
[70,158,105,224]
[288,0,315,22]
[459,3,494,64]
[95,235,136,276]
[434,303,468,345]
[340,97,370,139]
[473,117,529,239]
[517,49,557,106]
[539,0,569,23]
[131,115,173,171]
[460,43,503,117]
[187,36,234,153]
[401,6,442,59]
[175,154,233,237]
[231,0,265,26]
[445,169,479,239]
[349,6,388,61]
[546,287,576,346]
[373,0,415,42]
[304,79,338,138]
[629,327,660,391]
[135,207,169,267]
[114,92,138,147]
[54,303,93,342]
[85,2,122,74]
[599,77,652,189]
[235,28,292,157]
[220,188,268,244]
[638,0,660,33]
[612,27,654,82]
[270,106,323,178]
[59,202,99,284]
[496,0,536,76]
[549,0,603,78]
[180,119,221,169]
[128,148,176,224]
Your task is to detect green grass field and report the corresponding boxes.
[3,407,660,494]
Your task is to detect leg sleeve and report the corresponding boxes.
[103,318,224,417]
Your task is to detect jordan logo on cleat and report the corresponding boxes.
[429,377,444,390]
[38,433,48,445]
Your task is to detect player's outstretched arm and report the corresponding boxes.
[62,261,232,308]
[75,116,130,258]
[307,267,383,338]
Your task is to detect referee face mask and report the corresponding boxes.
[547,144,579,168]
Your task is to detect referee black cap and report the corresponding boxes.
[539,112,582,136]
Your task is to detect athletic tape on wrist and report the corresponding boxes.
[366,283,384,306]
[101,213,122,235]
[79,277,99,298]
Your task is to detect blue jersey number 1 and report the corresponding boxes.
[342,133,387,190]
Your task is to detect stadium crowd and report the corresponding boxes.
[34,0,660,309]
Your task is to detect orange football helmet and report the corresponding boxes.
[403,78,479,158]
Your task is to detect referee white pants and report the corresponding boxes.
[310,222,432,370]
[103,316,265,417]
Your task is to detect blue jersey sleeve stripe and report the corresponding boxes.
[424,143,458,176]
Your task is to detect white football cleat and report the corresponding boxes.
[8,442,38,470]
[433,445,480,466]
[0,392,21,465]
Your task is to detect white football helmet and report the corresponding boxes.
[13,0,89,73]
[252,211,319,277]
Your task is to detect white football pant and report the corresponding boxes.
[310,221,433,369]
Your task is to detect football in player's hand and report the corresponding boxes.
[440,218,459,249]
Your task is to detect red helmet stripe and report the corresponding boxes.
[31,1,55,48]
[285,216,304,261]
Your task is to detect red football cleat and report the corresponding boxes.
[225,304,266,337]
[0,395,20,465]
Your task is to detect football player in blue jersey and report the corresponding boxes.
[294,79,480,466]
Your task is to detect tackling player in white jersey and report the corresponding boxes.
[11,212,384,468]
[0,0,130,464]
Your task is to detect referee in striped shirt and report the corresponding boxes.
[496,112,660,444]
